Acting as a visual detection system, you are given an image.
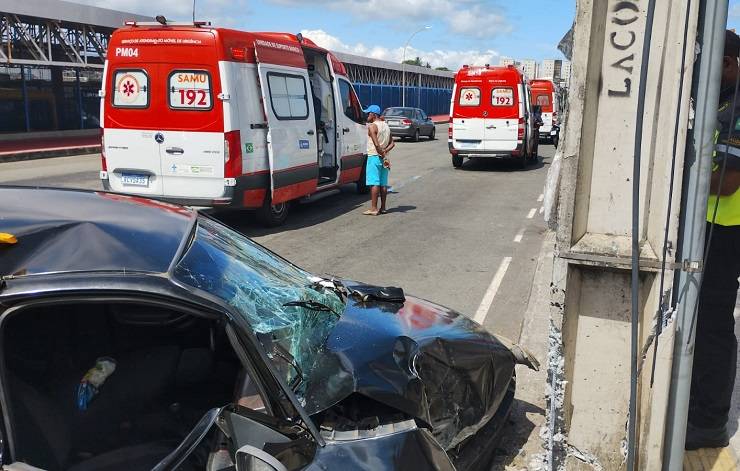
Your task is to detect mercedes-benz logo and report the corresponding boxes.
[155,132,164,144]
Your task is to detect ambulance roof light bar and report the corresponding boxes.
[124,19,211,27]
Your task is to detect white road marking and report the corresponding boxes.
[537,193,544,202]
[527,208,537,219]
[539,206,544,214]
[514,229,524,243]
[474,256,512,324]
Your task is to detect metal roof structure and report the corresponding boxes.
[334,51,455,89]
[0,0,150,68]
[0,0,452,89]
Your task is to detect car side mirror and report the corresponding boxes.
[235,445,288,471]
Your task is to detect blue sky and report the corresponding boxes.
[731,1,740,30]
[78,0,576,69]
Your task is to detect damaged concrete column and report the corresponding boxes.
[547,0,699,469]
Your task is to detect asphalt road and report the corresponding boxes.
[0,126,554,341]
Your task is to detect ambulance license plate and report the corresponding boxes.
[121,173,149,186]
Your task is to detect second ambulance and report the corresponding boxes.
[448,65,538,169]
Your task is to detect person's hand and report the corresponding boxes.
[383,158,391,169]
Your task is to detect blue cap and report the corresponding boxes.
[363,104,382,115]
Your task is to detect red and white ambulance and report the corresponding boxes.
[448,65,537,169]
[100,21,367,226]
[529,79,559,147]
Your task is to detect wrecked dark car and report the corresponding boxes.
[0,187,538,471]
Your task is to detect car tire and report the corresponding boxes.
[256,196,290,227]
[413,129,420,142]
[452,155,463,168]
[429,127,436,140]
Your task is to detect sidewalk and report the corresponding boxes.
[0,134,100,162]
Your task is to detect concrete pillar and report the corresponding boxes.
[548,0,700,468]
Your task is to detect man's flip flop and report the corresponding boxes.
[363,210,379,216]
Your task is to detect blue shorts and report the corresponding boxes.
[366,155,389,187]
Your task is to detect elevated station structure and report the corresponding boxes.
[0,0,454,137]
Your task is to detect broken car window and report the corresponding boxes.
[173,217,346,396]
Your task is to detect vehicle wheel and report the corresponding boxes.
[452,155,463,168]
[413,129,420,142]
[356,164,369,194]
[256,196,290,227]
[552,135,559,148]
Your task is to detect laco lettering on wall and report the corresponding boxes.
[607,0,639,98]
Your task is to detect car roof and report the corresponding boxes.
[0,187,196,277]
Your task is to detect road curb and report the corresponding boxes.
[0,146,101,163]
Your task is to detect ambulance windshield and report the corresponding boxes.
[174,216,346,393]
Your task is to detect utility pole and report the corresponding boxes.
[401,26,430,107]
[547,0,700,467]
[664,0,729,467]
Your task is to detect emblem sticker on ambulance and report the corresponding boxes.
[113,71,148,108]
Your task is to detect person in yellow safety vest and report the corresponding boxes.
[687,29,740,451]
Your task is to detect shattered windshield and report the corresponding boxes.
[173,216,346,394]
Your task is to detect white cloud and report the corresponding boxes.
[301,29,498,70]
[71,0,247,27]
[275,0,510,39]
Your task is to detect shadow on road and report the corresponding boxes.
[211,184,370,236]
[491,399,546,470]
[383,205,416,214]
[458,154,551,173]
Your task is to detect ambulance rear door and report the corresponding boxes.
[158,66,226,199]
[105,65,164,196]
[451,82,486,151]
[482,82,520,152]
[254,39,318,204]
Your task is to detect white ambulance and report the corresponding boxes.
[101,22,368,226]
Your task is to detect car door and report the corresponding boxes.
[254,40,318,204]
[419,110,433,135]
[335,77,367,183]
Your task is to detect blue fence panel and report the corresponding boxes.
[352,82,453,116]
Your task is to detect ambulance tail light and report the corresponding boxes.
[100,129,107,171]
[448,117,453,139]
[224,131,243,177]
[517,118,525,140]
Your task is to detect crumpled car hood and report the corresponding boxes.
[301,281,537,450]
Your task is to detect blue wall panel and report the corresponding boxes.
[354,82,452,116]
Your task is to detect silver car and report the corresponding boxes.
[382,107,436,141]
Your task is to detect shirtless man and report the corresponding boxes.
[363,105,395,215]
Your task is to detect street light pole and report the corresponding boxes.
[402,25,431,107]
